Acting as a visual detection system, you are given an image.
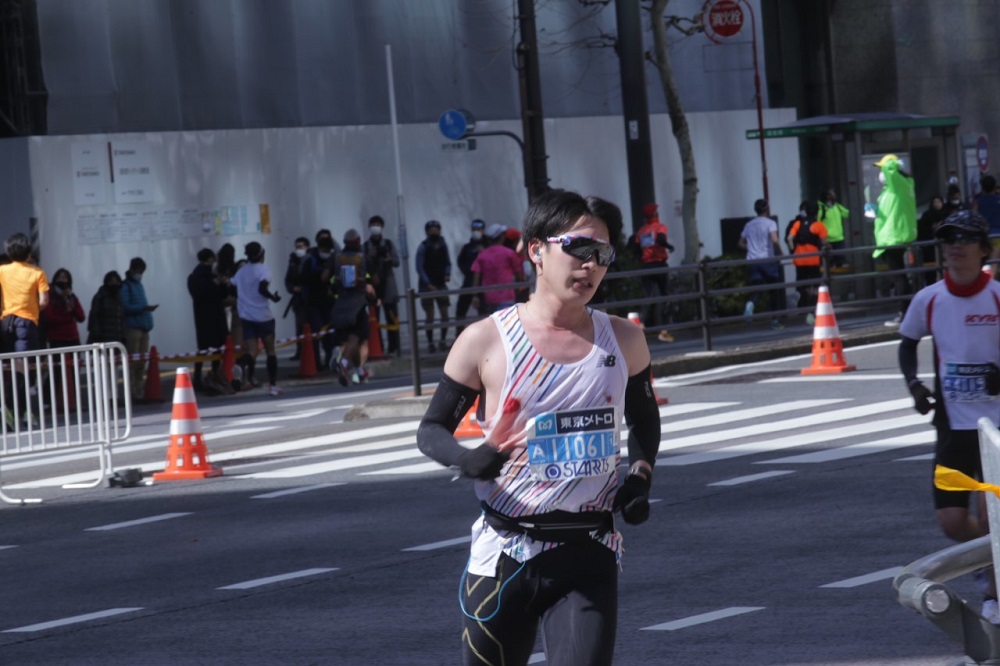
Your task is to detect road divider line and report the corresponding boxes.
[820,567,903,588]
[218,567,338,590]
[3,607,143,633]
[85,512,191,531]
[252,483,345,499]
[709,471,795,486]
[403,536,471,552]
[641,606,765,631]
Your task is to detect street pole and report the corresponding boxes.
[515,0,549,201]
[615,0,657,233]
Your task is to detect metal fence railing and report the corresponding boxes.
[396,239,968,395]
[0,342,132,504]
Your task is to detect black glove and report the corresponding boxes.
[665,242,676,253]
[986,363,1000,396]
[458,444,509,480]
[613,474,651,525]
[909,381,934,415]
[270,292,282,303]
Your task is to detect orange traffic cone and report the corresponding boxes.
[368,308,385,360]
[143,345,164,402]
[802,286,856,375]
[222,335,235,382]
[454,396,484,438]
[152,368,223,481]
[298,323,318,378]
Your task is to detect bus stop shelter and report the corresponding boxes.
[747,112,961,285]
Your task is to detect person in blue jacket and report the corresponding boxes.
[120,257,158,401]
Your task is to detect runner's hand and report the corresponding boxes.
[909,381,934,415]
[613,474,651,525]
[458,444,509,480]
[986,363,1000,396]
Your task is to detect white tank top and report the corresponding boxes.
[467,304,628,576]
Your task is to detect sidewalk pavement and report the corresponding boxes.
[139,315,901,421]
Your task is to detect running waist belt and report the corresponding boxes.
[481,502,613,543]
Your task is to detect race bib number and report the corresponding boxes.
[526,407,618,481]
[942,362,995,402]
[639,232,655,249]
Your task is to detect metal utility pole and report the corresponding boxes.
[515,0,549,201]
[614,0,657,233]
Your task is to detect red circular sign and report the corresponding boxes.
[706,0,745,41]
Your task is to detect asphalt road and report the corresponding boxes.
[0,338,983,665]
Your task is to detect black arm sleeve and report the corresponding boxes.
[623,364,661,468]
[898,335,920,387]
[416,373,481,468]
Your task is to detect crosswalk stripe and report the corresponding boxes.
[641,606,765,631]
[241,448,428,478]
[820,567,903,588]
[760,432,931,464]
[658,398,913,454]
[661,414,922,466]
[667,399,845,433]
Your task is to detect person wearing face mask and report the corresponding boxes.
[328,229,378,385]
[870,154,917,327]
[302,233,338,369]
[42,267,85,348]
[284,237,310,361]
[188,248,231,395]
[362,215,401,355]
[87,271,126,345]
[121,257,159,402]
[944,183,967,215]
[416,220,452,353]
[455,218,487,337]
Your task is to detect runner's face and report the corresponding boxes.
[942,235,988,272]
[532,214,611,304]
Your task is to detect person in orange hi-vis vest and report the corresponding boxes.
[628,203,675,342]
[788,200,828,324]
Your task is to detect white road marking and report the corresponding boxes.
[760,432,931,464]
[85,512,191,531]
[3,607,143,633]
[759,373,935,383]
[402,536,471,552]
[667,400,845,433]
[641,606,765,631]
[251,483,345,499]
[230,408,329,425]
[217,567,338,590]
[820,567,903,588]
[896,453,934,461]
[0,545,19,551]
[243,449,427,478]
[708,471,795,486]
[528,653,545,663]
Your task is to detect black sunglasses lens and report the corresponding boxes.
[563,238,614,265]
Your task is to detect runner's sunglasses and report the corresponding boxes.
[545,235,616,266]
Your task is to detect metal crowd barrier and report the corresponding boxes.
[893,419,1000,664]
[0,342,132,505]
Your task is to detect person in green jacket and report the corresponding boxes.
[871,154,917,326]
[819,188,850,267]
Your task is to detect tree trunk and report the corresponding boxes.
[650,0,700,263]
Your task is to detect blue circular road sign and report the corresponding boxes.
[439,109,475,141]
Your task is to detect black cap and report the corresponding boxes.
[935,210,989,242]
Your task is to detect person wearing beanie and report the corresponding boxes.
[627,203,675,342]
[455,218,487,337]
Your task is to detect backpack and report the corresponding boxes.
[795,220,824,249]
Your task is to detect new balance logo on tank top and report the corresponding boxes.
[467,305,628,577]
